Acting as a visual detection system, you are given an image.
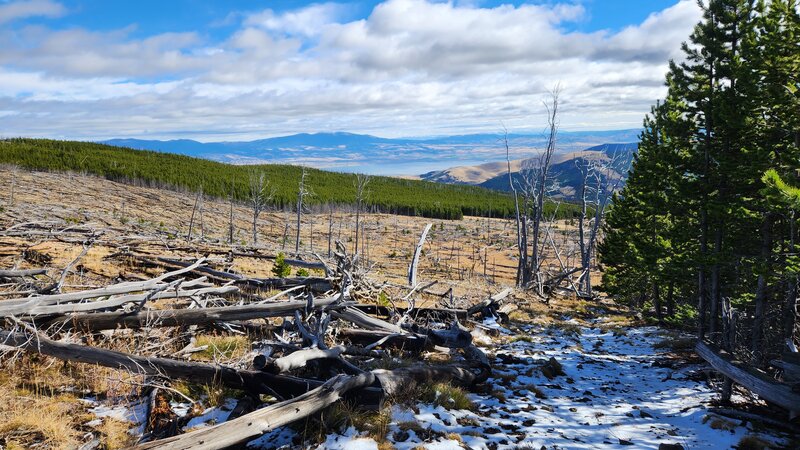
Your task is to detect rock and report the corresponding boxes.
[541,357,565,379]
[658,444,684,450]
[639,410,653,419]
[619,439,635,445]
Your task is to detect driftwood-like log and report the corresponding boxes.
[403,321,473,349]
[0,259,206,314]
[333,307,404,333]
[373,365,477,396]
[44,296,340,331]
[145,257,332,292]
[407,223,432,287]
[353,304,468,321]
[467,288,513,317]
[0,268,47,278]
[133,373,376,450]
[695,341,800,415]
[18,285,239,317]
[262,345,347,374]
[337,328,429,352]
[707,408,800,434]
[0,329,317,398]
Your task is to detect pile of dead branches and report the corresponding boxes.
[0,241,504,449]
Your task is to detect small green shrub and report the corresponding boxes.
[271,252,291,278]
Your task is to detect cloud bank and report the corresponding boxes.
[0,0,702,140]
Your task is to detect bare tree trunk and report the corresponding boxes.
[295,168,309,253]
[328,206,334,258]
[228,191,234,245]
[784,210,798,344]
[710,227,723,335]
[187,188,202,241]
[503,128,525,286]
[752,214,774,365]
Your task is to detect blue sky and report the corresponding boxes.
[0,0,701,140]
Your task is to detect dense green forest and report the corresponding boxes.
[0,138,580,220]
[599,0,799,366]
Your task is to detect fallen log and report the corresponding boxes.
[0,329,317,398]
[695,341,800,415]
[467,288,513,317]
[337,328,429,352]
[352,304,468,321]
[0,259,206,314]
[0,268,47,278]
[707,408,800,434]
[43,296,341,331]
[17,285,239,317]
[145,257,332,292]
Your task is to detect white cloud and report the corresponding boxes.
[0,0,64,24]
[245,2,348,37]
[0,0,704,140]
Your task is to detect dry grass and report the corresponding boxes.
[0,387,83,449]
[193,334,250,361]
[96,418,135,450]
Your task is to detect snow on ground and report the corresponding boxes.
[84,325,792,449]
[316,325,790,450]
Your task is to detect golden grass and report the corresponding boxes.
[97,418,135,450]
[0,388,82,449]
[193,335,250,361]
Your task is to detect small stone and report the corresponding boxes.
[658,444,685,450]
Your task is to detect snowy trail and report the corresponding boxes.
[317,325,786,450]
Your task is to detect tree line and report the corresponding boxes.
[600,0,799,366]
[0,138,583,221]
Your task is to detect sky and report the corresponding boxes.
[0,0,702,141]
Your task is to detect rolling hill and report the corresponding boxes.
[0,138,582,220]
[420,143,638,199]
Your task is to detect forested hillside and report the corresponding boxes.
[0,138,583,220]
[600,0,799,366]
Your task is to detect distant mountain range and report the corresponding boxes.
[101,129,641,176]
[420,143,638,199]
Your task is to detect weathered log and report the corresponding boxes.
[0,329,317,398]
[352,304,468,321]
[262,346,347,374]
[695,341,800,414]
[146,257,333,292]
[332,306,404,333]
[771,359,800,382]
[407,223,432,287]
[403,321,473,349]
[373,365,477,396]
[43,296,340,331]
[17,285,239,317]
[0,268,47,278]
[707,408,800,434]
[132,373,376,450]
[467,288,513,317]
[0,259,206,314]
[337,328,429,352]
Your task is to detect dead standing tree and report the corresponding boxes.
[575,149,629,297]
[512,87,560,293]
[248,170,274,245]
[354,174,370,256]
[295,167,312,253]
